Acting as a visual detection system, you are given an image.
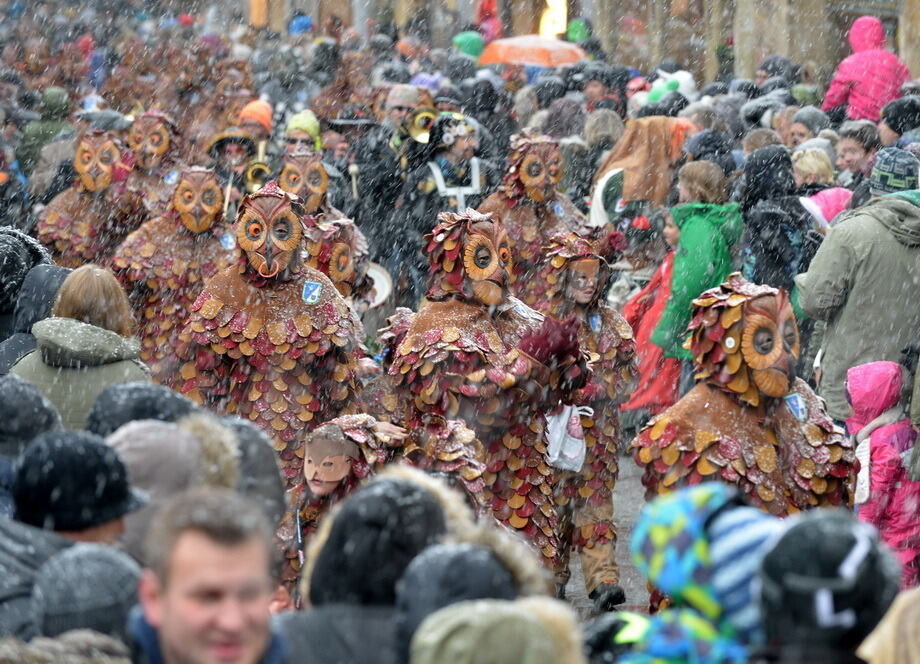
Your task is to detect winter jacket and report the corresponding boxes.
[845,361,920,587]
[652,202,743,360]
[10,317,149,430]
[129,607,285,664]
[0,515,72,639]
[274,605,396,664]
[622,252,681,414]
[795,192,920,420]
[16,88,73,177]
[821,16,911,122]
[0,265,70,375]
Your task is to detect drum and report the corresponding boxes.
[361,261,394,338]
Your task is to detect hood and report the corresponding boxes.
[869,194,920,246]
[306,476,448,607]
[672,202,744,247]
[32,317,140,368]
[0,515,71,605]
[12,265,71,334]
[849,16,885,53]
[742,145,795,209]
[845,361,903,434]
[40,87,70,120]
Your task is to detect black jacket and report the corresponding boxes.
[274,605,396,664]
[0,264,70,374]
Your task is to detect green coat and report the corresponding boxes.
[10,317,149,430]
[652,202,743,360]
[795,193,920,420]
[16,87,72,177]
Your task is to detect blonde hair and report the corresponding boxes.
[678,160,728,204]
[792,147,835,185]
[53,264,135,337]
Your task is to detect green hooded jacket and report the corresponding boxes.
[16,87,73,177]
[651,202,743,360]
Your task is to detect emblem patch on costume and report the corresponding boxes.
[588,313,602,333]
[552,201,564,216]
[220,233,236,250]
[784,393,807,422]
[302,281,323,305]
[164,170,180,186]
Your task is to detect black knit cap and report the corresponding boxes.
[85,382,198,437]
[0,375,60,458]
[13,431,146,531]
[881,95,920,136]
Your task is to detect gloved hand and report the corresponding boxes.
[518,316,581,365]
[590,583,626,612]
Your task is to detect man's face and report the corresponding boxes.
[449,134,478,162]
[836,137,870,174]
[140,531,272,664]
[584,80,606,104]
[284,130,314,156]
[754,69,769,86]
[787,122,812,148]
[387,105,412,130]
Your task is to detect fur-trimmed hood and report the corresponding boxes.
[106,413,240,563]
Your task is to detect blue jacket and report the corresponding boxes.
[128,606,286,664]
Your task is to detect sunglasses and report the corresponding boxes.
[286,137,314,145]
[390,106,414,113]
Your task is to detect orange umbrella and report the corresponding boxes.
[478,35,586,68]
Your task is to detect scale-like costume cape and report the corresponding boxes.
[112,211,236,383]
[541,232,638,591]
[631,275,855,515]
[478,193,587,310]
[173,264,361,490]
[37,182,141,268]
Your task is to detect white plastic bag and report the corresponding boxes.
[545,405,593,472]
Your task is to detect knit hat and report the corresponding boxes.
[32,544,139,641]
[791,105,830,137]
[0,228,51,313]
[308,477,447,606]
[237,99,273,133]
[13,431,147,531]
[707,506,785,644]
[758,509,900,649]
[0,375,60,458]
[870,147,920,194]
[284,110,321,150]
[395,543,518,662]
[881,95,920,136]
[386,84,420,110]
[86,382,198,437]
[221,417,285,527]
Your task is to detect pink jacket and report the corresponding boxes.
[822,16,911,122]
[846,361,920,584]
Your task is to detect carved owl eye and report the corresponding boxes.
[305,164,328,192]
[79,150,93,166]
[498,243,511,265]
[150,132,163,147]
[753,328,775,355]
[200,186,218,207]
[98,148,115,165]
[246,220,265,242]
[463,233,498,281]
[182,189,195,204]
[270,211,304,252]
[130,132,143,147]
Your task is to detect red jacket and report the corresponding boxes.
[621,252,680,414]
[846,361,920,587]
[822,16,910,122]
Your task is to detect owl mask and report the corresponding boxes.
[502,131,563,203]
[128,112,179,171]
[425,209,512,307]
[278,149,328,213]
[73,130,127,193]
[171,167,223,233]
[236,181,305,280]
[304,217,363,297]
[687,273,800,406]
